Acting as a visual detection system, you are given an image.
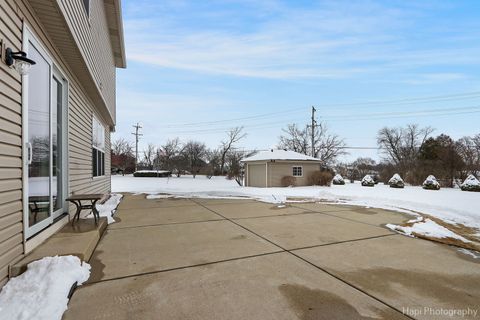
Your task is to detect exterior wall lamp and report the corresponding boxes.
[5,47,36,75]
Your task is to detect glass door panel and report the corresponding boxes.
[27,42,51,230]
[24,29,68,239]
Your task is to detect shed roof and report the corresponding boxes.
[242,150,322,162]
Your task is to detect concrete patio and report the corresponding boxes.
[63,194,480,320]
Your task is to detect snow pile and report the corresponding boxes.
[361,175,375,187]
[388,173,405,188]
[85,193,123,224]
[0,256,91,320]
[332,174,345,185]
[460,174,480,192]
[423,175,440,190]
[386,218,472,243]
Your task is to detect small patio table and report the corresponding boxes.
[66,194,106,226]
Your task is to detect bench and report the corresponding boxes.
[66,194,109,226]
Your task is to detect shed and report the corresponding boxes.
[242,150,323,187]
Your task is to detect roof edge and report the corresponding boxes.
[106,0,126,68]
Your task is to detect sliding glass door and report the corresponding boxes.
[23,28,67,238]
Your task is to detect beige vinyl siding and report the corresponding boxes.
[244,161,322,187]
[268,162,321,187]
[0,0,113,287]
[0,0,24,290]
[58,0,116,121]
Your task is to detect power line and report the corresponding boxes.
[158,104,480,135]
[158,90,480,128]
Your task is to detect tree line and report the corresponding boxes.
[111,127,251,185]
[112,121,479,188]
[335,124,480,187]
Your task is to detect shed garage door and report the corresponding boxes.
[247,164,266,187]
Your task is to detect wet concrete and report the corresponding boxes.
[279,284,400,320]
[88,220,279,282]
[110,205,222,229]
[64,197,479,319]
[321,207,414,227]
[294,235,480,319]
[65,253,407,320]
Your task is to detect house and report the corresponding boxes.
[242,150,323,187]
[0,0,126,287]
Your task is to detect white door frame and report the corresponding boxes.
[22,25,69,239]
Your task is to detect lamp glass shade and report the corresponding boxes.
[14,59,32,75]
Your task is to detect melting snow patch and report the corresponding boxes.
[0,256,91,320]
[146,194,175,199]
[84,193,123,224]
[386,219,472,243]
[458,248,480,259]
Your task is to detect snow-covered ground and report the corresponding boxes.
[112,175,480,233]
[0,256,90,320]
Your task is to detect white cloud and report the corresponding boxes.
[122,1,480,80]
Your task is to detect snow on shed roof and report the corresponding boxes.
[242,150,322,162]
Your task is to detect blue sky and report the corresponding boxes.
[115,0,480,161]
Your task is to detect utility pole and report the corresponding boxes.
[131,123,143,172]
[310,106,316,157]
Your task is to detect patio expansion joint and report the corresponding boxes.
[83,250,285,287]
[231,210,321,221]
[107,218,226,231]
[191,198,414,320]
[288,233,399,251]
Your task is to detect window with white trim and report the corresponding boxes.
[92,116,105,177]
[292,166,303,177]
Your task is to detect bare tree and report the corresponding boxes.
[377,124,434,181]
[350,157,377,181]
[278,124,309,154]
[278,122,346,165]
[455,135,480,177]
[219,127,246,175]
[310,122,347,165]
[377,124,433,168]
[181,141,207,178]
[111,138,134,174]
[226,149,256,186]
[205,148,222,177]
[142,143,156,170]
[157,138,181,171]
[112,138,133,156]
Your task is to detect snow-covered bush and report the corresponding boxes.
[361,175,375,187]
[460,174,480,192]
[422,175,440,190]
[388,173,405,188]
[332,174,345,185]
[308,171,333,186]
[281,176,296,187]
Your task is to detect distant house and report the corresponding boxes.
[242,150,323,187]
[0,0,125,287]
